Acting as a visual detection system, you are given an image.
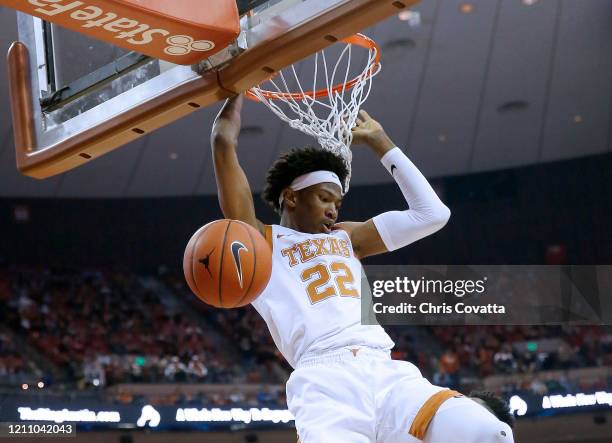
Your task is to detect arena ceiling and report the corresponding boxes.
[0,0,610,198]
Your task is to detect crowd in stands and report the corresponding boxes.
[1,266,609,404]
[0,267,286,389]
[108,385,287,408]
[0,271,43,385]
[0,332,43,385]
[423,325,611,394]
[159,268,291,382]
[496,370,609,398]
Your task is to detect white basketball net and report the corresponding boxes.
[247,34,381,192]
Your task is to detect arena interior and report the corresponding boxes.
[0,0,611,442]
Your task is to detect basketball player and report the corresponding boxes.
[210,95,515,443]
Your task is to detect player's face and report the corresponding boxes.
[294,183,343,234]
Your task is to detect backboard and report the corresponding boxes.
[8,0,418,179]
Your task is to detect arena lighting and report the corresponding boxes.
[509,395,528,417]
[21,384,28,390]
[37,381,44,389]
[460,3,474,14]
[398,10,412,21]
[542,391,612,409]
[398,10,421,26]
[175,407,295,424]
[17,407,121,423]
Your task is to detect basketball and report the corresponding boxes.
[183,219,272,308]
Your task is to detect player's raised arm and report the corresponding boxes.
[336,110,451,259]
[211,95,265,235]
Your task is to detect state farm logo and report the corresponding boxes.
[28,0,216,57]
[164,35,215,56]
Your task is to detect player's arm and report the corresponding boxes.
[211,95,265,235]
[336,110,451,259]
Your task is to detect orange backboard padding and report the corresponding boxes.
[0,0,240,65]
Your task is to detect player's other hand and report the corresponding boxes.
[351,110,395,156]
[211,95,244,149]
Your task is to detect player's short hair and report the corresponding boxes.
[262,146,349,214]
[469,391,515,429]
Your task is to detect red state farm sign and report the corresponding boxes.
[2,0,240,65]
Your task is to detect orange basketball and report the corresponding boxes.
[183,219,272,308]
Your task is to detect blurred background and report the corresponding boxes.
[1,0,611,442]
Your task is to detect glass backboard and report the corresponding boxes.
[7,0,418,179]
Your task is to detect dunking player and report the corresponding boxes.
[210,95,515,443]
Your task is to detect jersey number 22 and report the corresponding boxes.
[300,262,358,304]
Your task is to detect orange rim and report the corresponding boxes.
[245,33,380,102]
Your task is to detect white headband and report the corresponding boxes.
[278,170,344,206]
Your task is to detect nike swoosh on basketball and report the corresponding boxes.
[230,241,248,288]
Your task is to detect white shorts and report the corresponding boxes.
[287,346,444,443]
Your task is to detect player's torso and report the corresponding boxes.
[252,224,393,368]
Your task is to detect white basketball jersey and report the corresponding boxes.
[251,224,394,368]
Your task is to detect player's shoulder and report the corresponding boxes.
[332,221,361,236]
[266,223,355,239]
[264,224,302,244]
